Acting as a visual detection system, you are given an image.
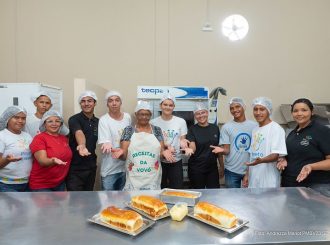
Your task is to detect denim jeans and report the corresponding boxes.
[101,172,126,191]
[224,168,245,188]
[0,182,28,192]
[30,182,66,192]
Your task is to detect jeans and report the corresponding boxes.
[0,182,28,192]
[224,168,245,188]
[101,172,126,191]
[30,182,66,192]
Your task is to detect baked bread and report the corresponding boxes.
[100,206,143,232]
[194,201,237,229]
[131,195,168,217]
[162,190,197,199]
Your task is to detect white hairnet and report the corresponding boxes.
[229,97,246,109]
[105,91,122,102]
[0,106,27,131]
[252,97,273,115]
[160,93,176,105]
[135,100,152,114]
[194,102,208,114]
[39,110,69,135]
[31,91,53,103]
[78,90,98,103]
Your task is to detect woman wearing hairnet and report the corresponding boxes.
[112,100,175,190]
[185,102,221,188]
[29,110,72,191]
[150,93,189,189]
[0,106,32,192]
[244,97,287,188]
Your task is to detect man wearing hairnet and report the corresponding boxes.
[211,97,257,188]
[97,91,131,190]
[25,91,69,137]
[66,91,99,191]
[244,97,287,188]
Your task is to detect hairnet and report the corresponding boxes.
[0,106,27,131]
[39,110,69,135]
[160,93,176,105]
[252,97,272,115]
[78,90,98,103]
[105,91,122,103]
[135,100,152,114]
[31,91,53,103]
[194,102,208,114]
[229,97,246,109]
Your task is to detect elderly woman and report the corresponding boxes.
[29,110,72,191]
[185,102,221,189]
[279,98,330,187]
[112,100,174,190]
[0,106,32,192]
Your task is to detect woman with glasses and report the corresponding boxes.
[112,101,175,190]
[0,106,32,192]
[185,102,221,189]
[29,110,72,191]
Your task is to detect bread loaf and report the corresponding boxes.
[194,201,237,229]
[100,206,143,232]
[162,190,197,198]
[131,195,168,217]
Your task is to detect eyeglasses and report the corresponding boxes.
[45,120,62,124]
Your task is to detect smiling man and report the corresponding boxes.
[66,91,99,191]
[211,97,257,188]
[245,97,287,188]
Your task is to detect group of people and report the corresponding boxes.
[0,88,329,193]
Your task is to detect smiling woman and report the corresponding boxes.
[281,98,330,187]
[0,106,32,192]
[29,110,72,192]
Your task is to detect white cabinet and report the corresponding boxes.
[0,83,63,115]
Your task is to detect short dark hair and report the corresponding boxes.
[291,98,314,112]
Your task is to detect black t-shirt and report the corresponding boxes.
[187,123,220,174]
[68,112,99,169]
[282,121,330,186]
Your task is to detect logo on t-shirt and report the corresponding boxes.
[234,133,252,152]
[300,135,312,146]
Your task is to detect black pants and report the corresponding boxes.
[66,167,97,191]
[161,160,183,189]
[188,169,220,189]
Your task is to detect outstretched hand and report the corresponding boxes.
[111,148,124,159]
[296,164,312,182]
[101,142,112,154]
[210,145,225,154]
[5,154,22,163]
[77,145,91,157]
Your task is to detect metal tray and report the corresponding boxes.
[87,213,155,236]
[125,201,170,221]
[159,188,201,206]
[187,210,249,234]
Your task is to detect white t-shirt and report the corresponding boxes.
[220,120,257,174]
[98,112,131,177]
[24,114,40,137]
[0,129,33,183]
[249,121,287,188]
[151,116,187,162]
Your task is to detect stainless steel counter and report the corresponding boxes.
[1,187,330,245]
